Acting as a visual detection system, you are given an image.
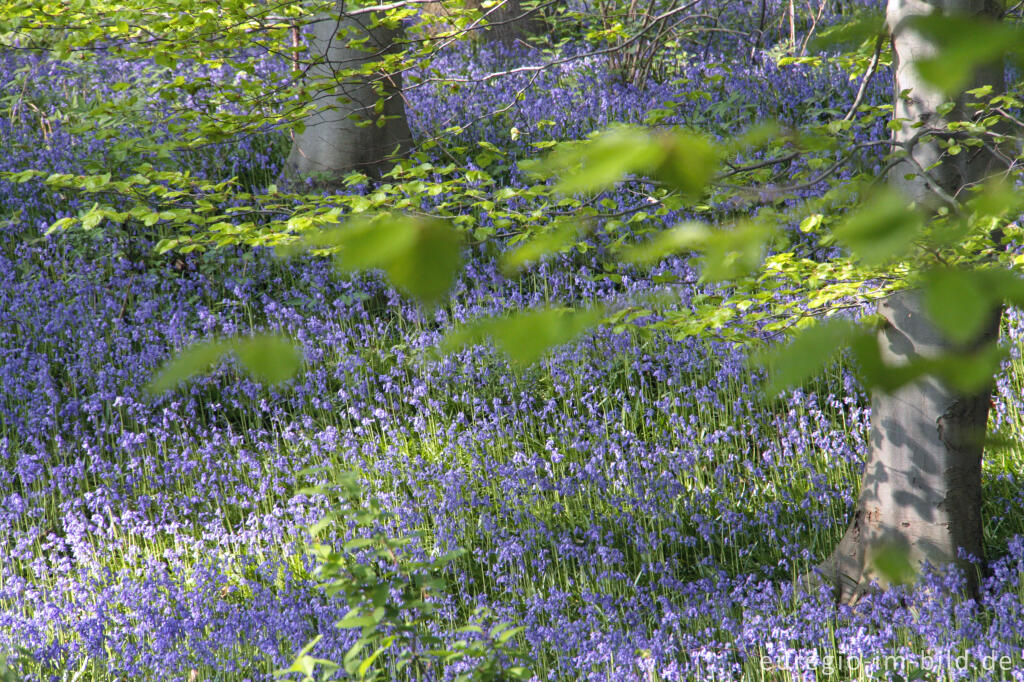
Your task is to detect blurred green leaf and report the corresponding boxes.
[833,190,923,265]
[536,126,717,198]
[923,268,994,346]
[495,625,525,644]
[235,335,303,384]
[147,334,300,394]
[936,343,1007,393]
[0,660,23,682]
[808,11,885,51]
[982,433,1019,454]
[625,219,771,280]
[292,214,463,309]
[650,131,719,197]
[337,609,380,630]
[698,220,775,281]
[909,14,1024,95]
[274,634,344,679]
[756,319,862,396]
[357,642,392,678]
[967,180,1024,225]
[871,544,917,585]
[440,306,604,366]
[546,127,663,194]
[621,222,711,265]
[501,219,581,274]
[146,339,230,394]
[979,269,1024,308]
[722,122,782,155]
[851,332,1005,394]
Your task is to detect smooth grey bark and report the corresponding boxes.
[283,6,413,188]
[469,0,541,45]
[424,1,541,44]
[814,0,1006,603]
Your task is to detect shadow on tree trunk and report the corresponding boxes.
[807,291,999,605]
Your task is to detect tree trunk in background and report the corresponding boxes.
[283,5,412,189]
[470,0,540,45]
[814,0,1006,604]
[423,0,540,44]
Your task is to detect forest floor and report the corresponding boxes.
[2,26,1024,682]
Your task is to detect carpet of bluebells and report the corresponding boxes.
[4,11,1024,682]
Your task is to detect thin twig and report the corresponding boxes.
[842,32,884,122]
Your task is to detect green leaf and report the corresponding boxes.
[909,14,1024,95]
[937,343,1007,393]
[155,238,180,254]
[979,269,1024,308]
[650,131,718,197]
[697,221,774,282]
[922,269,993,345]
[153,52,177,69]
[832,190,923,265]
[501,219,581,273]
[234,335,303,384]
[851,332,1005,394]
[799,214,824,234]
[808,11,885,51]
[273,635,324,678]
[343,537,375,552]
[357,642,393,679]
[146,339,230,394]
[45,217,76,235]
[540,127,663,194]
[535,126,718,198]
[296,215,462,309]
[146,334,299,394]
[440,306,604,366]
[495,625,525,644]
[621,222,711,266]
[80,206,104,231]
[337,610,380,630]
[870,544,917,586]
[756,319,862,395]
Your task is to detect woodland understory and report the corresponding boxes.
[2,1,1024,681]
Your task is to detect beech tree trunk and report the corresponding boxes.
[283,5,413,189]
[423,0,540,44]
[814,0,1006,603]
[469,0,540,45]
